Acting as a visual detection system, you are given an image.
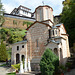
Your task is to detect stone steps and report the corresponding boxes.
[67,57,75,68]
[16,71,41,75]
[16,73,35,75]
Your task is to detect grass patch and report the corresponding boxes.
[7,72,16,75]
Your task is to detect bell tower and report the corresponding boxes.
[35,5,53,22]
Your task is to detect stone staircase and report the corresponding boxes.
[67,53,75,69]
[16,71,41,75]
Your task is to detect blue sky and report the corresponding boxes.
[2,0,65,16]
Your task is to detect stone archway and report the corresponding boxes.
[16,53,20,64]
[54,48,58,56]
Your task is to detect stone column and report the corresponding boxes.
[14,53,16,64]
[20,54,21,63]
[24,43,28,72]
[58,48,60,60]
[24,58,28,72]
[19,61,24,73]
[28,58,31,72]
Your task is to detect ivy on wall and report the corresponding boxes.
[23,21,33,27]
[13,20,17,25]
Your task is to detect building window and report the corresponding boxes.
[48,29,51,38]
[56,30,57,34]
[22,45,24,48]
[36,39,38,47]
[27,12,28,15]
[17,46,19,50]
[46,8,48,19]
[39,9,42,21]
[53,30,54,35]
[23,10,24,13]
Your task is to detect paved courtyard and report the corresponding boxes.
[0,62,10,75]
[0,62,75,75]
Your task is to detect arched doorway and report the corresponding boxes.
[21,55,25,61]
[16,53,20,64]
[54,48,58,56]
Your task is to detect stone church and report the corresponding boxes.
[11,5,70,70]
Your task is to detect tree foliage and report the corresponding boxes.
[0,40,8,61]
[40,48,59,75]
[61,0,75,47]
[0,0,5,26]
[0,28,26,44]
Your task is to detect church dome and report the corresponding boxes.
[34,5,53,22]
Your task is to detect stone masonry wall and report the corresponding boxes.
[26,23,50,63]
[3,17,34,29]
[26,22,50,70]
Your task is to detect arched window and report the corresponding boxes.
[53,30,54,35]
[60,48,63,58]
[48,29,51,38]
[54,48,58,56]
[56,30,57,34]
[17,46,19,50]
[16,53,20,64]
[21,55,25,61]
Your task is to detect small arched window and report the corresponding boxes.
[53,30,54,35]
[48,29,51,38]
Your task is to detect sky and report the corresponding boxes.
[1,0,65,16]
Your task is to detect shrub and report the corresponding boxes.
[11,64,20,70]
[58,65,66,73]
[66,62,72,68]
[40,48,59,75]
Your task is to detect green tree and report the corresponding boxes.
[0,40,8,61]
[40,48,59,75]
[61,0,75,47]
[1,32,6,41]
[0,0,5,26]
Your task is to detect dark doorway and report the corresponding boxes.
[21,55,25,61]
[16,53,20,64]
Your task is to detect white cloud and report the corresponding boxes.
[2,0,65,15]
[3,3,15,13]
